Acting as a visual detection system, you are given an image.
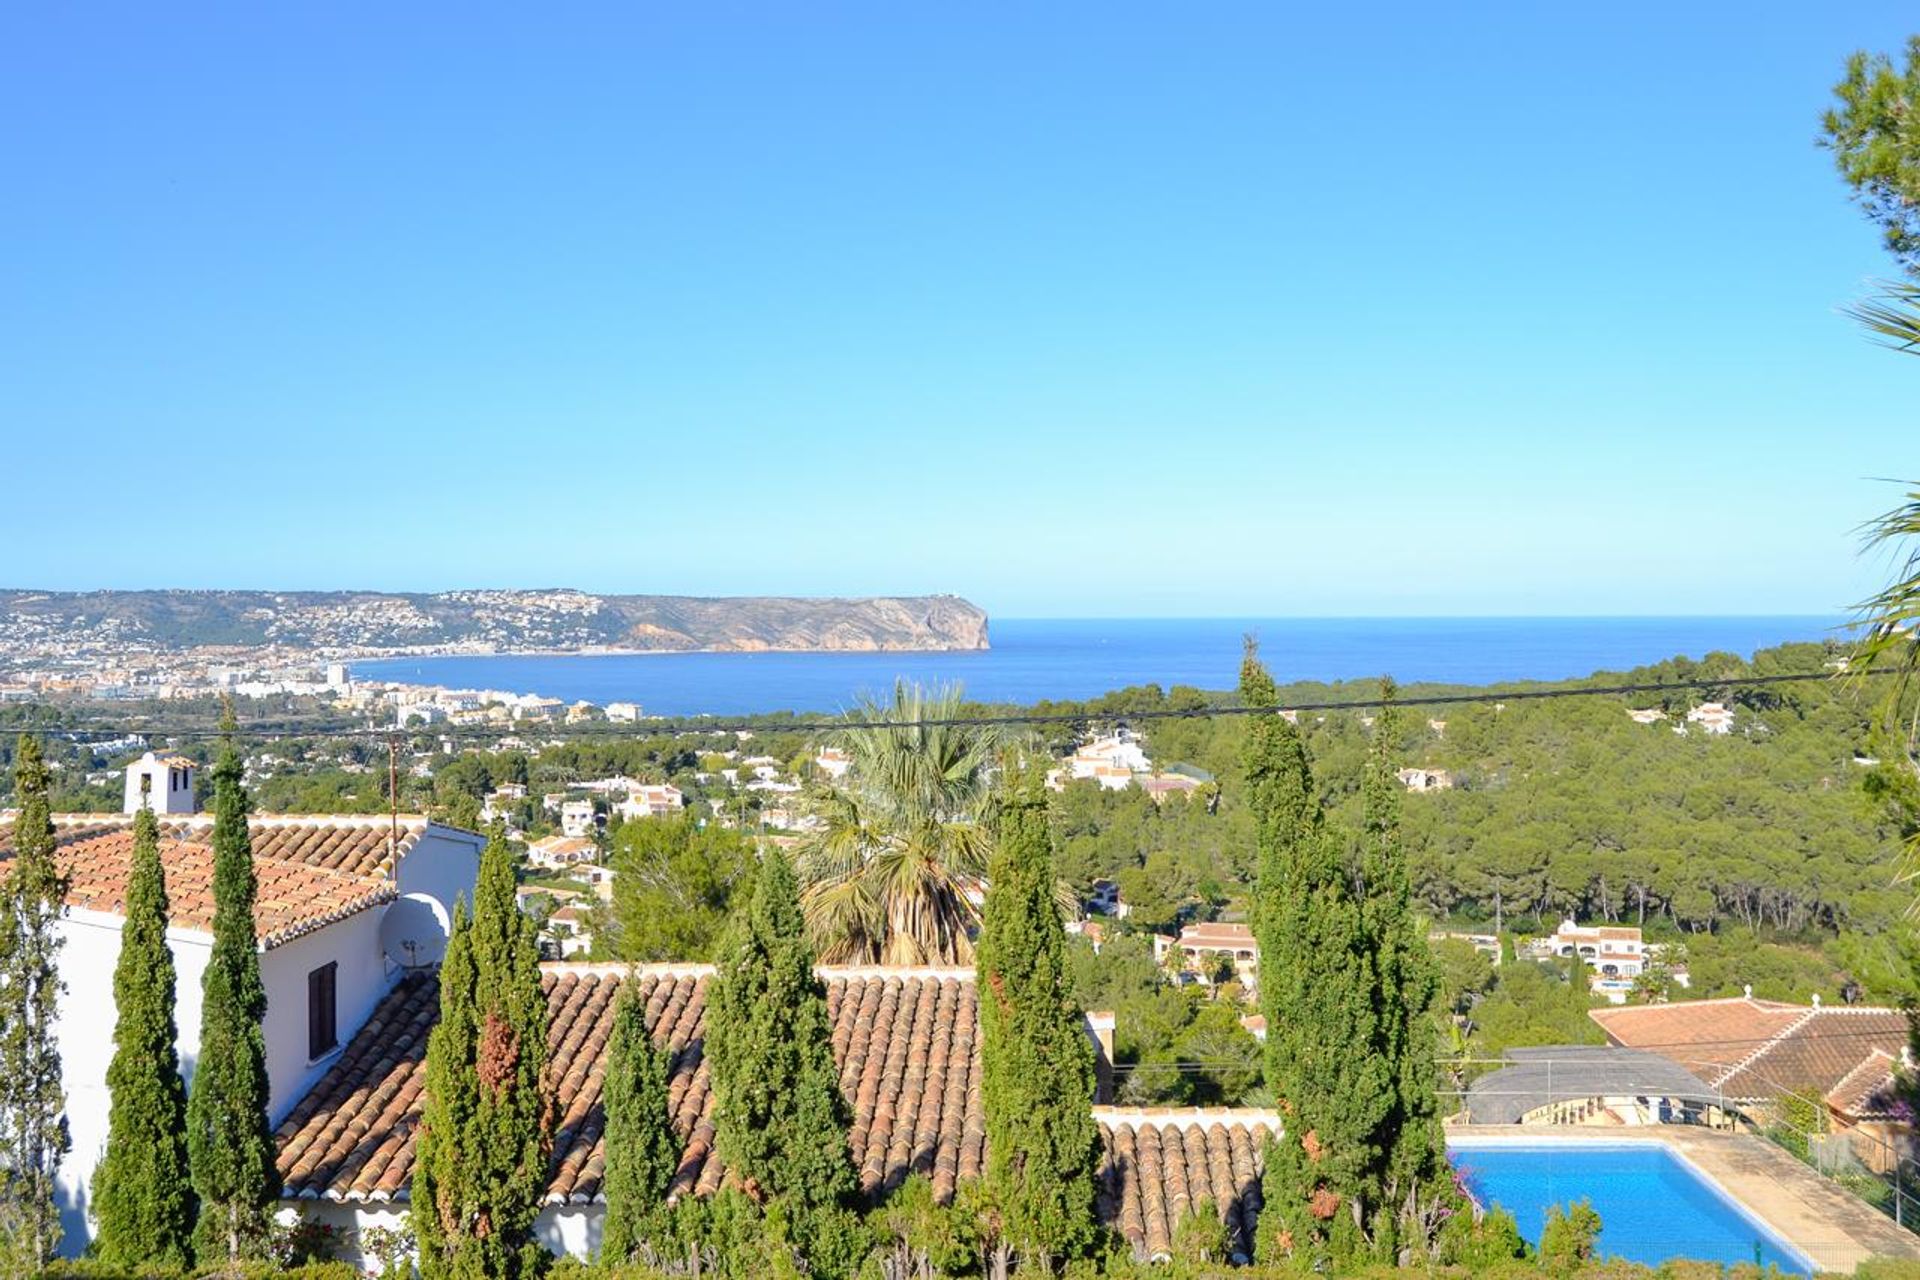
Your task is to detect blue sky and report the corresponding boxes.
[4,3,1915,617]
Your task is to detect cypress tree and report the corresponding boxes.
[187,739,278,1263]
[598,979,680,1264]
[1239,639,1318,932]
[705,848,860,1272]
[413,830,551,1279]
[92,806,195,1268]
[1245,656,1386,1270]
[976,784,1102,1273]
[1355,681,1451,1257]
[0,733,70,1267]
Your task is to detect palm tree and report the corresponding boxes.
[796,681,1005,965]
[1848,282,1920,728]
[1848,283,1920,897]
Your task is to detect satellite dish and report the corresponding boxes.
[380,893,451,971]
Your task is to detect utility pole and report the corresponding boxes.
[386,731,402,881]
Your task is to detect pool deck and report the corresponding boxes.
[1450,1125,1920,1274]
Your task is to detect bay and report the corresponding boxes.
[348,616,1842,718]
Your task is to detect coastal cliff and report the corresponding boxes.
[0,589,990,655]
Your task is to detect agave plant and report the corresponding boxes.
[796,681,1007,965]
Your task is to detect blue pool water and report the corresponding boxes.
[1449,1143,1812,1274]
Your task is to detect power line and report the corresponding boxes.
[0,666,1890,742]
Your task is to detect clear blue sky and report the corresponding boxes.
[4,4,1916,618]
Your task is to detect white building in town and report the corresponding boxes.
[5,758,483,1256]
[614,783,684,821]
[560,799,597,838]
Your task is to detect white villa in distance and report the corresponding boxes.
[0,755,483,1256]
[615,782,684,821]
[1048,728,1153,793]
[1685,702,1736,735]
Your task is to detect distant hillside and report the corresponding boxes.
[0,590,990,654]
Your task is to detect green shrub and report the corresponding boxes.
[1654,1260,1727,1280]
[1850,1260,1920,1280]
[1435,1205,1529,1269]
[1538,1200,1604,1272]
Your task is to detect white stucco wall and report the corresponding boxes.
[261,909,392,1124]
[54,902,398,1255]
[54,908,212,1254]
[397,825,485,919]
[279,1201,606,1273]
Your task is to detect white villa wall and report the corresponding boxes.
[398,825,486,918]
[54,908,212,1254]
[283,1202,606,1273]
[54,901,396,1255]
[261,908,390,1123]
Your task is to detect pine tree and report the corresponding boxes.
[1355,681,1450,1257]
[976,784,1102,1274]
[413,830,551,1279]
[598,979,681,1264]
[187,739,279,1263]
[0,734,70,1267]
[92,806,195,1268]
[705,848,861,1274]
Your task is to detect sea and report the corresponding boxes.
[347,616,1843,718]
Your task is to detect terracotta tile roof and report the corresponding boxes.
[276,963,1266,1250]
[276,964,988,1207]
[1716,1007,1909,1101]
[1827,1049,1905,1122]
[0,813,463,947]
[1589,996,1805,1072]
[0,813,434,879]
[1095,1108,1277,1263]
[29,827,395,949]
[1593,999,1910,1106]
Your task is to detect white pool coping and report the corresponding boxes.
[1447,1135,1819,1274]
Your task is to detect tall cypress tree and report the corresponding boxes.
[187,738,278,1263]
[413,830,551,1280]
[977,784,1102,1273]
[92,806,195,1268]
[1239,639,1318,933]
[705,848,859,1271]
[1245,656,1386,1269]
[598,979,681,1264]
[0,733,70,1267]
[1355,680,1450,1256]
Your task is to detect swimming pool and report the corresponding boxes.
[1448,1142,1815,1274]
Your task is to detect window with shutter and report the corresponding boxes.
[308,961,338,1059]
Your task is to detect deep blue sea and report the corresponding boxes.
[348,616,1839,717]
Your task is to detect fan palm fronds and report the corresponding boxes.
[796,681,1007,965]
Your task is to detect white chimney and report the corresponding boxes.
[124,752,197,815]
[1742,984,1753,1000]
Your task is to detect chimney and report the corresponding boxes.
[1742,984,1753,1000]
[1085,1011,1116,1104]
[124,752,197,815]
[1812,993,1821,1009]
